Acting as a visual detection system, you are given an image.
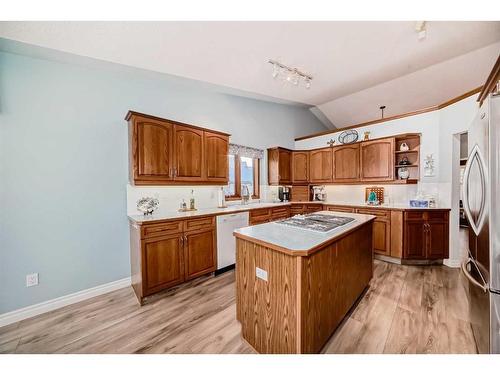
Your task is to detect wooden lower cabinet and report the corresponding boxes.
[249,208,272,225]
[290,203,323,215]
[324,205,449,260]
[130,217,216,304]
[144,234,184,294]
[404,221,427,259]
[403,210,449,260]
[324,205,355,213]
[249,206,292,225]
[184,228,216,280]
[356,208,391,256]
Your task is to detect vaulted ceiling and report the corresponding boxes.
[1,21,499,128]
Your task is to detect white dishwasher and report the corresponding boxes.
[216,212,249,272]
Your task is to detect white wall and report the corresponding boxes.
[295,94,480,267]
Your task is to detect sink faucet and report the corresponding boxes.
[241,185,250,205]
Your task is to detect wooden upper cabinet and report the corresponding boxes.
[126,111,230,186]
[268,149,279,186]
[131,116,174,184]
[278,149,292,184]
[292,152,309,184]
[309,148,333,183]
[332,144,360,182]
[174,125,205,181]
[360,138,395,181]
[204,132,229,183]
[267,148,292,185]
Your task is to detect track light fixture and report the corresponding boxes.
[268,59,313,89]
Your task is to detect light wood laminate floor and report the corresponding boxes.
[0,260,477,354]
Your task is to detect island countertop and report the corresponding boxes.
[233,211,375,256]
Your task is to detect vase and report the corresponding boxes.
[398,167,410,180]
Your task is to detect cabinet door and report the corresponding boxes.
[372,220,391,256]
[143,234,184,295]
[309,148,333,183]
[427,222,449,259]
[332,144,360,182]
[404,221,426,259]
[204,132,229,183]
[184,228,216,280]
[292,152,309,184]
[268,149,279,185]
[135,118,174,182]
[278,149,292,184]
[174,125,205,181]
[356,208,391,256]
[360,138,395,181]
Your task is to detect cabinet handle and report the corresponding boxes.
[180,236,184,245]
[184,235,188,243]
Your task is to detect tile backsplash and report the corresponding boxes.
[127,182,448,215]
[323,182,444,205]
[126,184,276,215]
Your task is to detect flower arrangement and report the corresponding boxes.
[137,197,159,215]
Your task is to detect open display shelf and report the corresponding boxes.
[395,134,420,181]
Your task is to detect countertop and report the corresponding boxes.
[128,201,307,224]
[233,211,376,256]
[128,200,450,224]
[323,201,451,211]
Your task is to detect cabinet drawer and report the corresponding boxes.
[184,216,215,232]
[250,217,270,225]
[325,205,355,213]
[290,204,304,215]
[305,204,323,213]
[356,208,390,219]
[142,220,183,238]
[404,210,448,222]
[250,208,271,220]
[270,206,290,216]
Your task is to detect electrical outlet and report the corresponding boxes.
[256,267,268,282]
[26,273,39,287]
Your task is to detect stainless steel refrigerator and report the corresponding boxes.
[461,93,500,354]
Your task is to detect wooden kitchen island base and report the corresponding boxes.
[235,217,374,354]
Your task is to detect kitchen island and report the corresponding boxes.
[234,211,376,354]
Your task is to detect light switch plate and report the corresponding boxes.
[256,267,268,281]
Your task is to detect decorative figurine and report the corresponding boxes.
[363,131,370,141]
[399,142,410,152]
[398,156,411,165]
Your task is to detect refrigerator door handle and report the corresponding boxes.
[462,144,488,236]
[461,258,488,293]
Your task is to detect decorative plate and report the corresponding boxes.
[338,129,359,144]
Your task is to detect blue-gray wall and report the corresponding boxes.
[0,49,326,314]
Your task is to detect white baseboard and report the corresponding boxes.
[0,277,131,328]
[444,258,461,268]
